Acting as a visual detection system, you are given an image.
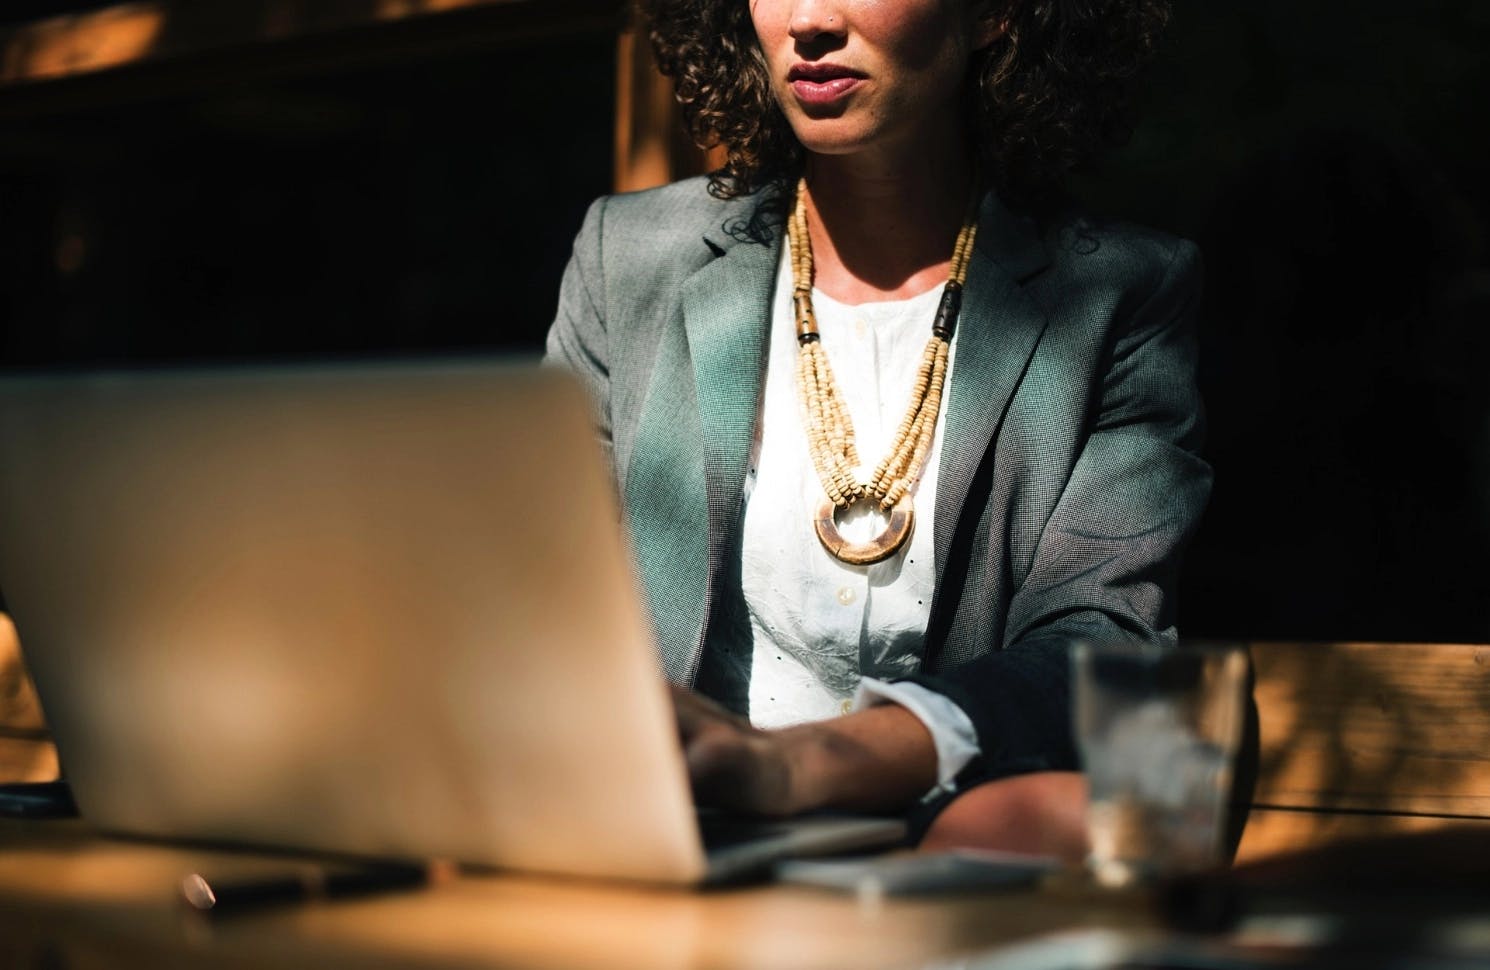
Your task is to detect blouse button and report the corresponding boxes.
[836,586,856,606]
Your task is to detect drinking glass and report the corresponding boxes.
[1072,642,1248,888]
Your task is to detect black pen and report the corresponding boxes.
[180,861,439,915]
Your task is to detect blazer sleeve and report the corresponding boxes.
[910,240,1212,784]
[544,197,615,468]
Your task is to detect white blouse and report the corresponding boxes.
[738,247,979,790]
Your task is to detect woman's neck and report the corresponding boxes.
[801,145,977,305]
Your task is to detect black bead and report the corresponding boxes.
[932,285,963,340]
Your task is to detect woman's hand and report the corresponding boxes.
[672,686,800,816]
[672,686,1089,861]
[671,685,938,817]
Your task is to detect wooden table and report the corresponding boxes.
[0,819,1154,970]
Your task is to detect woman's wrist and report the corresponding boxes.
[672,684,939,817]
[772,704,939,815]
[770,723,834,815]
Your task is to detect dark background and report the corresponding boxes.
[1078,2,1490,643]
[1,2,1487,642]
[0,9,615,364]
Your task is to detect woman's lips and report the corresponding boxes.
[788,64,866,107]
[790,76,863,105]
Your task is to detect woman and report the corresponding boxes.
[547,0,1204,858]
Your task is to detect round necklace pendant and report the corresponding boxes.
[813,494,914,566]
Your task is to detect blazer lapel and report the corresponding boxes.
[681,235,778,527]
[625,221,779,684]
[932,194,1052,591]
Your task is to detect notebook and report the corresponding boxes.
[0,360,903,884]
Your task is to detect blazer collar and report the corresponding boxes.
[973,190,1051,283]
[681,185,788,513]
[931,192,1052,598]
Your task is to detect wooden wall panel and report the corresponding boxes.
[0,614,58,784]
[0,0,619,86]
[0,614,47,733]
[1251,641,1490,817]
[0,737,59,784]
[612,25,725,193]
[1237,808,1490,863]
[0,0,627,124]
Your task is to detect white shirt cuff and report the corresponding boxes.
[852,678,981,799]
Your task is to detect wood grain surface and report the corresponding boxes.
[1237,808,1490,862]
[0,819,1156,970]
[1250,641,1490,817]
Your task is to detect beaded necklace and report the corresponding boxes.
[789,177,980,565]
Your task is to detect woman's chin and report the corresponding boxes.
[792,129,882,160]
[791,118,953,166]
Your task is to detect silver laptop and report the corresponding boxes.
[0,360,903,884]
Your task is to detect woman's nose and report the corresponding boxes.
[788,0,847,43]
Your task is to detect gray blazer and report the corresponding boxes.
[545,177,1209,781]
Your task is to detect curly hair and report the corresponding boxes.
[639,0,1172,201]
